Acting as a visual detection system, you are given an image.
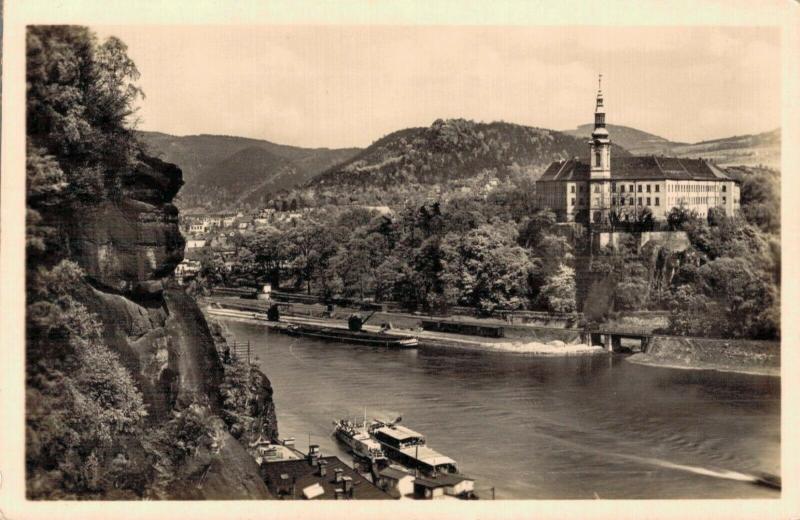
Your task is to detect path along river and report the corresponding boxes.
[221,318,780,499]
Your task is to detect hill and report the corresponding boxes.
[137,131,360,208]
[670,129,780,168]
[564,124,780,168]
[300,118,630,206]
[563,123,685,155]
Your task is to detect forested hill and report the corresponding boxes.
[137,131,360,208]
[299,119,630,205]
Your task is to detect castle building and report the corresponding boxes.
[536,76,740,225]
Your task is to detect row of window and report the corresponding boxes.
[613,197,660,207]
[568,196,729,208]
[568,182,729,195]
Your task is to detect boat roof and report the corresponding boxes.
[373,424,425,441]
[397,445,456,467]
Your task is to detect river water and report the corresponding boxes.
[222,318,780,499]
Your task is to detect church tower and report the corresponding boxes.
[588,74,611,224]
[590,74,611,179]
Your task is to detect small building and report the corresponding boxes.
[185,238,207,249]
[189,222,207,234]
[413,473,476,500]
[260,446,392,500]
[376,466,415,499]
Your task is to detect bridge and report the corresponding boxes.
[584,327,654,353]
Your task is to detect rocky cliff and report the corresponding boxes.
[65,153,277,499]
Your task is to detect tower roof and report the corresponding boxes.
[595,73,605,113]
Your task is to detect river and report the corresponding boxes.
[221,318,780,499]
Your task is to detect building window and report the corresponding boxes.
[594,184,600,193]
[655,197,660,206]
[655,185,660,192]
[620,185,625,193]
[620,198,625,206]
[571,185,575,193]
[571,198,575,206]
[629,184,634,192]
[595,150,601,167]
[723,197,726,203]
[637,185,642,193]
[722,185,727,192]
[646,184,651,193]
[629,198,634,206]
[638,197,642,205]
[646,197,651,205]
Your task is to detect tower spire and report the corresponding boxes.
[595,73,605,113]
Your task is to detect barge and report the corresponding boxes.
[283,324,418,348]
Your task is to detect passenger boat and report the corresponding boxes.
[368,418,459,476]
[283,324,418,348]
[332,416,388,466]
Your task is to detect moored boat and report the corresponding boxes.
[332,418,388,466]
[284,323,418,348]
[368,417,476,499]
[368,418,458,476]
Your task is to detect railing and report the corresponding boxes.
[219,339,251,364]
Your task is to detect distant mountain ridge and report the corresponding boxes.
[302,119,631,205]
[137,131,360,208]
[563,124,779,168]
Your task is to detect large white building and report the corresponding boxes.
[536,77,740,224]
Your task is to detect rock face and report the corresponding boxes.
[70,154,274,499]
[68,155,185,296]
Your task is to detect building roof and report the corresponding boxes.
[260,456,392,500]
[538,156,735,182]
[378,467,414,481]
[414,473,474,489]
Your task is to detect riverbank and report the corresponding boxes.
[204,305,605,356]
[628,336,780,377]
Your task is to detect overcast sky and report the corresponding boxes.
[94,25,780,149]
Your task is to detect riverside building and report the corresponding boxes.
[536,76,740,225]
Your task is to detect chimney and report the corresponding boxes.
[307,444,320,466]
[318,459,328,477]
[334,488,344,500]
[342,476,353,498]
[334,468,344,483]
[279,473,290,497]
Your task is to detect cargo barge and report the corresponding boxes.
[283,324,418,348]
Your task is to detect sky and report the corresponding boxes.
[94,25,780,149]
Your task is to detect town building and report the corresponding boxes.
[536,76,740,225]
[259,445,392,500]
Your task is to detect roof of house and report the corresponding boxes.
[378,467,414,481]
[538,156,734,182]
[414,473,474,489]
[260,456,392,500]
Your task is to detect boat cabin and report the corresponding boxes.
[372,425,426,449]
[372,425,458,476]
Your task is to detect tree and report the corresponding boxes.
[440,225,533,313]
[518,209,556,249]
[539,264,577,313]
[666,205,698,231]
